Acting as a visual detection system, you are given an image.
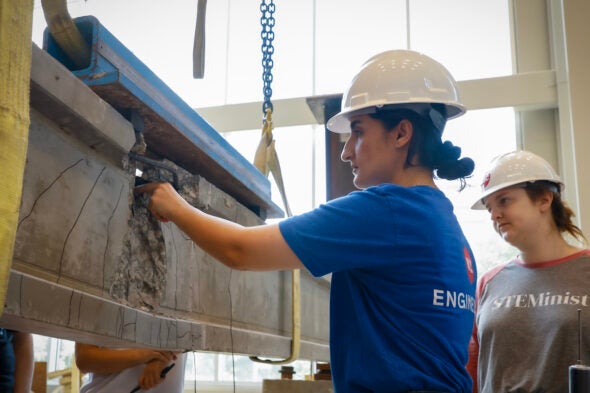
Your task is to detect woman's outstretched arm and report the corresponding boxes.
[135,182,304,271]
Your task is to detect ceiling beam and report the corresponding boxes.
[195,70,557,133]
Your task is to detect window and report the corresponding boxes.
[33,336,315,392]
[436,107,519,273]
[30,0,517,389]
[409,0,513,80]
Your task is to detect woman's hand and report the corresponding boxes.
[138,359,168,390]
[135,182,189,222]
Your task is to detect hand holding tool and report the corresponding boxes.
[129,362,176,393]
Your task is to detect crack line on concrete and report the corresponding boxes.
[18,275,24,316]
[66,290,75,327]
[57,166,107,282]
[168,226,180,310]
[191,329,200,348]
[103,183,125,290]
[166,320,176,347]
[116,307,124,338]
[121,312,138,340]
[18,158,85,229]
[77,293,83,326]
[155,319,162,348]
[176,328,189,340]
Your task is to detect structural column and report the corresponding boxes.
[556,0,590,232]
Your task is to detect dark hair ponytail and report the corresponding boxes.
[432,141,475,188]
[370,107,474,190]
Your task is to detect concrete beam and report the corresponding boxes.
[29,44,135,167]
[1,43,330,361]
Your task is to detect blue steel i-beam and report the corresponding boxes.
[43,15,283,219]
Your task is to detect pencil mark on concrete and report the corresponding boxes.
[77,293,83,325]
[66,290,75,326]
[121,311,138,340]
[18,158,85,228]
[169,228,179,309]
[103,183,125,290]
[57,166,107,281]
[18,275,24,316]
[116,307,124,338]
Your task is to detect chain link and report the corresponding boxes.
[260,0,275,114]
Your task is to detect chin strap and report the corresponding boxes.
[428,106,447,134]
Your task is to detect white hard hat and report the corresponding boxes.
[471,150,564,210]
[326,49,465,134]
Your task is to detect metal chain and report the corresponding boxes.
[260,0,275,115]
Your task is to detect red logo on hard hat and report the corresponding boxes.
[482,173,491,189]
[464,247,475,284]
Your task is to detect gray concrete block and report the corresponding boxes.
[30,44,135,165]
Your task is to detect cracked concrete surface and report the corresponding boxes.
[110,192,167,311]
[0,44,330,361]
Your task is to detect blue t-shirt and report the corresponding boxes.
[279,184,477,393]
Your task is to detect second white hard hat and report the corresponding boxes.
[326,49,465,134]
[471,150,564,210]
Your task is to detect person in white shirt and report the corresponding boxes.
[76,342,186,393]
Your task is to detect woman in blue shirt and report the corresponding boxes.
[137,49,477,393]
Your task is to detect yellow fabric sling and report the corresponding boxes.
[41,0,90,69]
[0,0,34,315]
[250,109,301,365]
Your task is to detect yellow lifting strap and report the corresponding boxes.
[41,0,90,69]
[254,109,292,217]
[0,0,34,316]
[250,109,301,365]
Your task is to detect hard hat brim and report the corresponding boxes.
[470,178,565,210]
[326,107,376,134]
[326,103,465,134]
